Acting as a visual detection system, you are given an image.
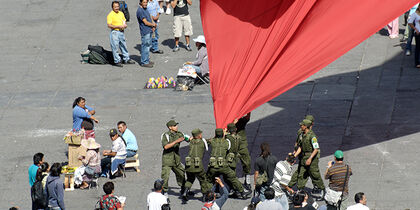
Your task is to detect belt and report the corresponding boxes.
[113,29,124,33]
[127,149,137,152]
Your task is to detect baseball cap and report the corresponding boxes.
[109,128,118,136]
[334,150,344,159]
[191,128,202,137]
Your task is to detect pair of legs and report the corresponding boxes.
[387,17,399,38]
[173,15,193,50]
[141,32,152,65]
[101,157,125,177]
[161,164,186,193]
[109,30,130,64]
[414,34,420,67]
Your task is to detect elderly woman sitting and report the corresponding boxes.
[185,35,208,76]
[78,138,101,189]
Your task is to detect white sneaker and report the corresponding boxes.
[166,7,171,15]
[159,7,164,13]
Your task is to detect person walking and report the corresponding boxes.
[271,153,297,209]
[235,113,252,190]
[160,120,186,196]
[254,142,278,201]
[408,6,420,68]
[171,0,193,52]
[137,0,157,68]
[46,163,65,210]
[324,150,352,210]
[387,17,399,39]
[107,1,135,67]
[182,128,212,203]
[207,128,251,199]
[147,0,164,54]
[147,179,168,210]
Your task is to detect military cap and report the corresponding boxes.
[227,123,237,131]
[215,128,224,136]
[166,120,179,127]
[305,115,315,123]
[299,119,312,127]
[334,150,344,159]
[191,128,203,137]
[109,128,118,136]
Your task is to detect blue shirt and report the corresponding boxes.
[136,7,153,36]
[147,0,160,18]
[122,128,138,151]
[72,105,93,131]
[28,164,39,187]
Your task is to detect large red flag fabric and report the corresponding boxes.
[201,0,418,127]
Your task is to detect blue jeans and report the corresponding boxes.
[188,65,201,74]
[109,30,130,63]
[151,26,160,52]
[406,27,414,52]
[275,195,289,210]
[126,150,137,158]
[141,32,152,65]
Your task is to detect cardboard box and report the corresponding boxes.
[68,144,86,167]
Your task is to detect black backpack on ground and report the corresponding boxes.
[31,174,48,208]
[87,45,121,65]
[119,1,130,22]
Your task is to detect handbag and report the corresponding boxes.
[324,165,349,208]
[256,157,269,187]
[64,134,83,145]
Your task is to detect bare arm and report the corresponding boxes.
[90,116,99,123]
[151,13,160,21]
[254,171,259,187]
[305,148,318,166]
[170,0,177,8]
[294,147,301,157]
[108,24,123,30]
[142,18,156,27]
[163,137,184,150]
[186,0,192,5]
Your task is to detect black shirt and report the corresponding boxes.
[173,0,189,16]
[254,155,278,185]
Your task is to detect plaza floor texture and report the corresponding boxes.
[0,1,419,209]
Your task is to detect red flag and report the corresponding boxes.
[201,0,418,127]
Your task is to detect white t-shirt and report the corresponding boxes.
[408,12,420,32]
[346,203,370,210]
[147,191,167,210]
[112,137,127,159]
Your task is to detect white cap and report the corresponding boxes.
[193,35,206,44]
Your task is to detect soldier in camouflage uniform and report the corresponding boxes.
[182,128,212,203]
[207,128,251,199]
[235,113,252,189]
[288,119,325,195]
[161,120,186,195]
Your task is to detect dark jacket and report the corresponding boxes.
[46,175,65,209]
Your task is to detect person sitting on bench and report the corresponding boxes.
[101,129,127,178]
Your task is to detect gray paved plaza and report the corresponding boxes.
[1,0,420,209]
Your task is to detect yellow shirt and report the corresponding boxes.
[107,11,126,31]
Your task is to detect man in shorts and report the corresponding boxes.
[170,0,193,52]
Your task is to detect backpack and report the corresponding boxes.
[31,174,48,208]
[201,201,214,210]
[88,45,109,65]
[118,1,130,22]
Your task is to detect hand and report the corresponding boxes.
[233,118,238,124]
[177,137,185,143]
[93,118,99,123]
[78,156,84,160]
[288,188,295,194]
[305,158,312,166]
[215,177,224,187]
[327,161,333,168]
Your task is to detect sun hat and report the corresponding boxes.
[193,35,206,44]
[81,138,101,150]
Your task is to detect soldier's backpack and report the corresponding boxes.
[31,174,48,208]
[118,1,130,22]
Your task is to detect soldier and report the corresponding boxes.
[207,128,251,199]
[289,115,315,191]
[182,128,212,203]
[234,113,252,189]
[225,123,241,172]
[161,120,186,196]
[289,119,325,196]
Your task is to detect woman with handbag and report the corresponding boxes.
[78,138,102,189]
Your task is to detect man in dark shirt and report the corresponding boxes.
[137,0,157,68]
[170,0,193,52]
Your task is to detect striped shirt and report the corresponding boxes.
[270,160,293,197]
[325,162,352,195]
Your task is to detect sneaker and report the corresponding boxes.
[173,45,180,52]
[186,45,192,51]
[114,62,123,67]
[141,63,154,68]
[123,59,135,64]
[406,51,411,56]
[152,49,164,54]
[166,7,171,15]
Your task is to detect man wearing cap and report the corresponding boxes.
[101,129,127,178]
[207,128,251,199]
[324,150,352,210]
[160,120,186,195]
[289,115,315,189]
[147,179,168,210]
[185,35,208,76]
[289,119,325,195]
[182,128,212,203]
[234,113,253,190]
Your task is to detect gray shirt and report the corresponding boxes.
[192,46,209,75]
[256,199,284,210]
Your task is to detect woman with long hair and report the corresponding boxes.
[72,97,99,138]
[253,142,278,201]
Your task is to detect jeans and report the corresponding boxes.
[406,27,414,52]
[101,157,126,176]
[126,150,137,158]
[151,26,160,52]
[275,194,289,210]
[141,32,152,65]
[257,185,269,201]
[109,30,130,64]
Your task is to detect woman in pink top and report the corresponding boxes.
[79,138,101,189]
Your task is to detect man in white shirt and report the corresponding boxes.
[101,129,127,178]
[347,192,369,210]
[147,179,168,210]
[270,153,296,209]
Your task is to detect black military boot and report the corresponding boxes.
[181,187,190,204]
[240,188,252,199]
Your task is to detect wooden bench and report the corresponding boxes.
[124,154,140,173]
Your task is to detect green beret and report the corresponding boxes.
[191,128,202,137]
[299,119,312,127]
